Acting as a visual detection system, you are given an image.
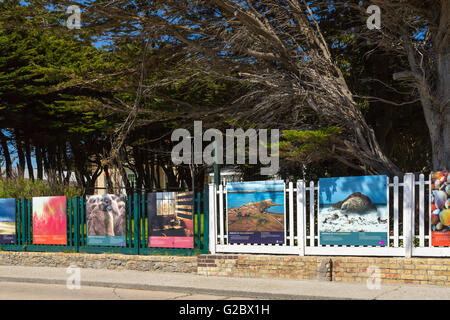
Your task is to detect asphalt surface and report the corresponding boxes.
[0,281,252,300]
[0,266,448,300]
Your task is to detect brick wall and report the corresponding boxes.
[332,257,450,286]
[197,255,323,280]
[198,254,450,286]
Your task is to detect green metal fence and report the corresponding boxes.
[1,189,209,256]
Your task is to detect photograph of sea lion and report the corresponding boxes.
[319,175,388,246]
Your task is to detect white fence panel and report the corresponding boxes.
[212,182,303,255]
[209,173,450,257]
[304,175,404,257]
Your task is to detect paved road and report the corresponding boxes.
[0,266,448,300]
[0,281,253,300]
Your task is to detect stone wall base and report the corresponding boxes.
[0,251,449,286]
[0,251,197,273]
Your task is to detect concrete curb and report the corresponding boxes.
[0,276,352,300]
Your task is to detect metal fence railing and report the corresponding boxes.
[1,190,209,256]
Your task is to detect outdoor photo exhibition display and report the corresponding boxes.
[318,175,388,246]
[0,198,16,244]
[32,196,67,245]
[86,194,126,246]
[148,192,194,248]
[430,171,450,246]
[226,180,285,245]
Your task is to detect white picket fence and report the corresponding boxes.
[208,173,450,257]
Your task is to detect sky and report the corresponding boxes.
[0,130,37,168]
[0,198,15,221]
[227,180,285,192]
[319,175,387,205]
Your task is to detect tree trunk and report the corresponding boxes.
[432,46,450,170]
[409,35,449,170]
[132,146,144,191]
[104,165,114,194]
[427,110,450,170]
[42,146,49,180]
[15,131,25,178]
[88,163,103,195]
[69,138,88,191]
[401,1,450,171]
[156,158,161,190]
[150,156,156,192]
[162,163,178,190]
[144,152,152,191]
[25,139,34,181]
[35,145,43,180]
[0,131,12,178]
[46,144,57,185]
[55,144,64,184]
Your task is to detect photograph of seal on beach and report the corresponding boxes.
[226,180,285,244]
[430,171,450,246]
[319,175,388,246]
[0,198,16,244]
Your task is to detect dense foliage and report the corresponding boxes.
[0,0,446,193]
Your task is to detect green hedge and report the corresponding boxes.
[0,178,82,198]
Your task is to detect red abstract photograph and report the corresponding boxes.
[32,196,67,245]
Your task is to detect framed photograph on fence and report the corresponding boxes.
[318,175,388,246]
[86,194,126,246]
[0,198,16,244]
[148,192,194,248]
[32,196,67,245]
[226,180,285,245]
[430,171,450,246]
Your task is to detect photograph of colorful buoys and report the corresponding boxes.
[226,180,285,245]
[319,175,388,246]
[32,196,67,245]
[86,194,126,246]
[148,192,194,248]
[430,171,450,246]
[0,198,16,244]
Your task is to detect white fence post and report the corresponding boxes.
[419,174,425,247]
[297,180,306,256]
[218,184,225,244]
[208,183,217,254]
[403,173,415,258]
[288,182,294,247]
[393,176,400,247]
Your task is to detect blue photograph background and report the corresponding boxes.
[319,175,387,205]
[318,175,388,246]
[0,198,16,244]
[0,198,15,222]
